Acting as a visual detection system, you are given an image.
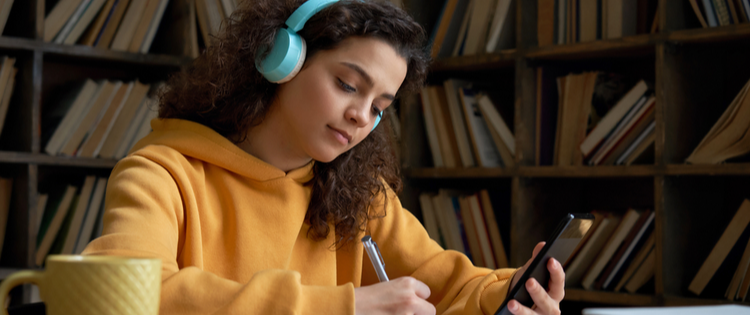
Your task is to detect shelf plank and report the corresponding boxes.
[41,42,192,67]
[525,33,659,60]
[0,152,118,168]
[665,164,750,176]
[668,23,750,44]
[403,167,515,178]
[519,165,658,177]
[429,50,517,72]
[565,288,658,306]
[0,36,40,52]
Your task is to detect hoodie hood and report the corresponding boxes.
[129,118,314,183]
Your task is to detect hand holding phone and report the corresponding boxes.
[496,213,595,315]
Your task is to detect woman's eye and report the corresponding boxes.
[337,79,356,93]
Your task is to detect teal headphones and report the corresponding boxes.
[256,0,382,131]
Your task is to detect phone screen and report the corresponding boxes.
[494,214,594,315]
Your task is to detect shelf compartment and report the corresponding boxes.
[564,288,659,306]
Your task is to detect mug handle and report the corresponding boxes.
[0,270,43,315]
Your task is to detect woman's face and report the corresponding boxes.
[273,36,408,163]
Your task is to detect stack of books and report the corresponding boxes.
[686,77,750,164]
[0,56,17,139]
[420,80,514,168]
[419,189,509,268]
[35,176,109,266]
[689,0,750,28]
[537,0,658,46]
[428,0,515,59]
[566,209,655,293]
[536,69,655,166]
[43,79,161,159]
[44,0,171,53]
[0,177,12,261]
[689,199,750,301]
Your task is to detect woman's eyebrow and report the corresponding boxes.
[340,62,396,101]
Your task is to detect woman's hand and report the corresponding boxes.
[507,242,565,315]
[354,276,436,315]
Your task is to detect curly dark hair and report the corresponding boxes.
[158,0,429,247]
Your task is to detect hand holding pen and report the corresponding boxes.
[353,236,436,315]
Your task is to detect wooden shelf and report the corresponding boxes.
[564,289,658,306]
[519,165,658,178]
[667,23,750,44]
[429,50,516,72]
[665,164,750,176]
[524,33,659,60]
[40,42,192,67]
[0,152,118,168]
[403,167,515,178]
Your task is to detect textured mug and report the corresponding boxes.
[0,255,161,315]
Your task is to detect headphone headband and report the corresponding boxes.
[286,0,339,32]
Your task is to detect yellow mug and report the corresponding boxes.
[0,255,161,315]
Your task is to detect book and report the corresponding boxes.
[462,0,494,55]
[703,0,719,27]
[63,0,107,44]
[579,0,597,42]
[419,87,444,167]
[467,194,496,269]
[419,193,442,246]
[600,210,655,290]
[0,61,16,138]
[195,0,212,46]
[34,194,49,237]
[581,209,642,290]
[443,79,476,167]
[429,0,461,59]
[459,196,486,267]
[54,0,94,44]
[77,82,133,157]
[479,189,508,268]
[686,78,750,164]
[95,0,131,48]
[429,86,460,168]
[0,0,14,35]
[614,231,655,292]
[59,81,119,156]
[436,0,471,59]
[97,81,150,158]
[114,97,159,159]
[485,0,515,52]
[607,0,637,39]
[432,192,464,252]
[556,72,596,166]
[580,80,649,157]
[44,79,100,156]
[60,176,97,255]
[623,249,655,293]
[0,177,12,261]
[595,97,656,165]
[35,185,77,266]
[537,0,555,47]
[690,0,709,27]
[451,0,473,57]
[616,121,655,165]
[128,0,164,52]
[74,177,108,254]
[477,94,514,156]
[689,199,750,295]
[80,0,116,46]
[480,101,515,167]
[110,0,149,50]
[726,235,750,300]
[459,88,503,167]
[565,211,605,269]
[567,216,624,286]
[44,0,84,42]
[139,0,171,53]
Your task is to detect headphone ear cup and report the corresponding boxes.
[256,29,307,83]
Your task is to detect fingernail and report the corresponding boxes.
[509,301,518,311]
[527,279,536,290]
[556,259,562,268]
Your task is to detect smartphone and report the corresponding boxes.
[494,213,595,315]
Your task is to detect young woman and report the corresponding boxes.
[83,0,565,314]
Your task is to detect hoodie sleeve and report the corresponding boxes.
[82,154,354,315]
[366,187,519,315]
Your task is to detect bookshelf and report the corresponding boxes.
[0,0,191,305]
[399,0,750,310]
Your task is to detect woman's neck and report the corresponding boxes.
[237,109,313,173]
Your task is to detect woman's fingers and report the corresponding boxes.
[507,299,535,315]
[526,278,561,315]
[547,258,566,302]
[531,242,546,259]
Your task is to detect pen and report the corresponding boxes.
[362,235,389,282]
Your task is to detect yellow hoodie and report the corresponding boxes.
[83,118,517,314]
